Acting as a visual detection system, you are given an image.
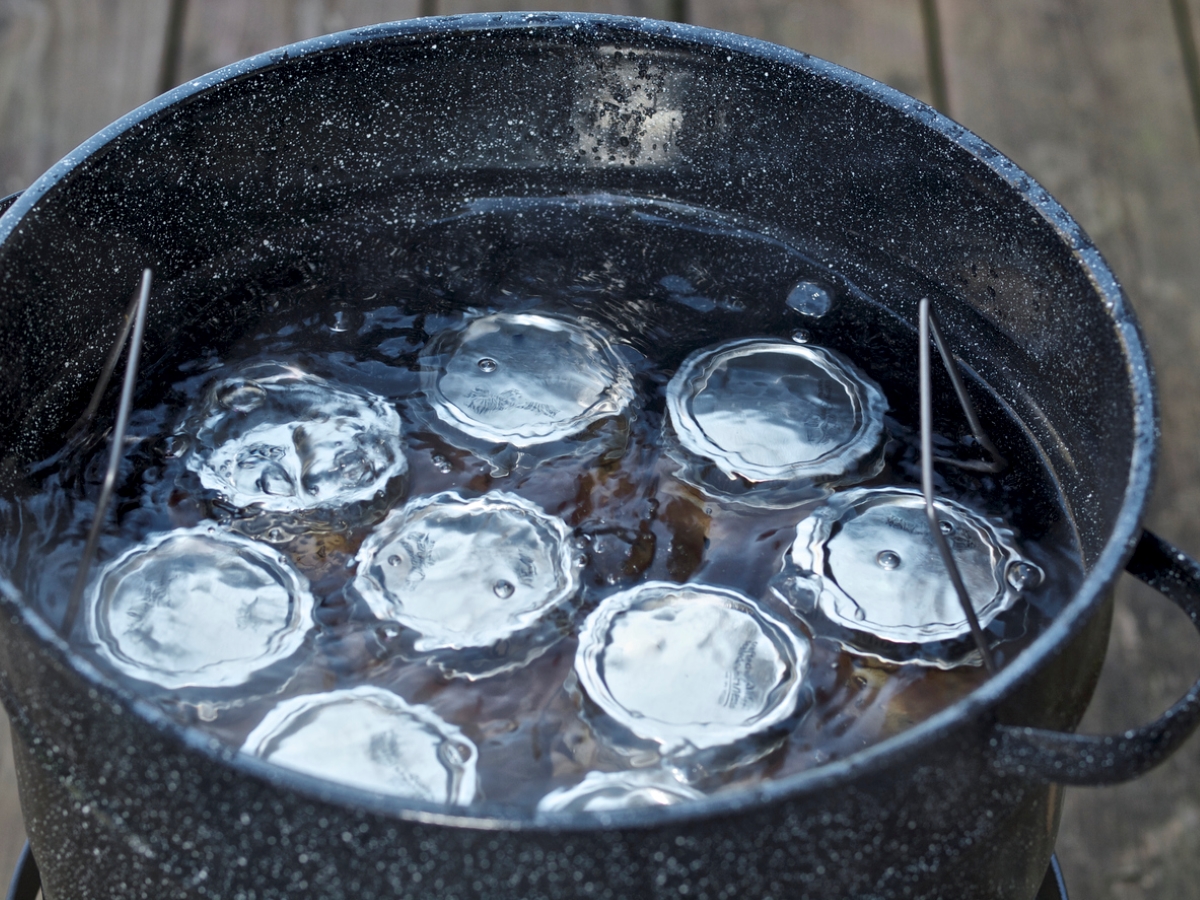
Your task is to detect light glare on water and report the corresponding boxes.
[183,364,408,514]
[86,526,315,690]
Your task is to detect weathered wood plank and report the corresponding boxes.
[0,714,22,899]
[939,1,1200,897]
[0,3,173,886]
[4,3,1200,897]
[174,0,422,84]
[0,0,170,196]
[437,0,673,16]
[689,0,933,106]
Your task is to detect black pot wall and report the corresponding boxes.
[1,595,1111,900]
[0,14,1156,900]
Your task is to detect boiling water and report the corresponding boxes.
[0,194,1082,815]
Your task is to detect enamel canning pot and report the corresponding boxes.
[1,14,1200,900]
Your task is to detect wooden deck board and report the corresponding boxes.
[938,2,1200,896]
[3,3,1200,897]
[0,0,169,196]
[689,0,933,106]
[175,0,422,84]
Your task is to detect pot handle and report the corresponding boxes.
[0,191,22,216]
[991,529,1200,785]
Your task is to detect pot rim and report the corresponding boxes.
[0,12,1157,832]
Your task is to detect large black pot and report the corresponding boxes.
[2,14,1200,900]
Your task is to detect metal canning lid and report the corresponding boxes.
[537,769,704,816]
[86,525,315,690]
[353,490,581,658]
[783,487,1040,659]
[183,363,408,513]
[575,581,811,757]
[241,686,478,805]
[665,338,887,499]
[421,311,635,447]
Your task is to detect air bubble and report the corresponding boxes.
[477,357,498,373]
[326,303,356,334]
[493,580,515,599]
[939,521,954,535]
[876,550,901,570]
[1006,561,1043,591]
[791,329,811,344]
[785,281,833,318]
[216,381,267,413]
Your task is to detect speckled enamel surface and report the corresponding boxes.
[0,13,1158,899]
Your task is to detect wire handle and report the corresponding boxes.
[62,269,152,634]
[919,298,998,674]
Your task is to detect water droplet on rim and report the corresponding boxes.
[876,550,901,570]
[786,281,833,318]
[327,304,354,333]
[1006,560,1043,590]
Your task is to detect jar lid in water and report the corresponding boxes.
[575,581,810,760]
[665,339,887,503]
[353,491,581,672]
[780,487,1040,665]
[182,363,408,514]
[421,312,635,448]
[537,768,704,816]
[241,686,478,806]
[86,525,315,690]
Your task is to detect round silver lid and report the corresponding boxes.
[421,312,635,447]
[241,686,478,805]
[183,364,407,513]
[575,581,810,756]
[86,525,315,690]
[666,338,887,494]
[354,491,581,654]
[786,487,1039,650]
[537,769,704,816]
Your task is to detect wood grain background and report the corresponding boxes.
[3,2,1200,897]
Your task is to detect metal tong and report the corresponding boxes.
[63,269,152,634]
[918,297,1003,674]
